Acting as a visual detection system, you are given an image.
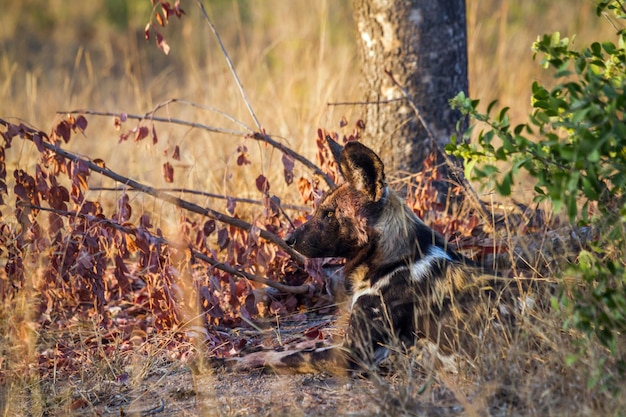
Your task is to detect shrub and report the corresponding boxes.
[448,0,626,353]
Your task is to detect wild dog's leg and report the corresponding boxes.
[344,294,396,369]
[212,340,350,375]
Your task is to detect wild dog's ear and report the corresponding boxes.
[326,137,387,202]
[326,135,344,165]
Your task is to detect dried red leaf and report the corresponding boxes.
[172,145,180,161]
[304,328,322,340]
[144,23,151,40]
[135,126,149,141]
[140,213,153,228]
[255,175,270,194]
[163,162,174,183]
[339,116,348,127]
[297,177,313,204]
[203,220,216,236]
[281,153,294,185]
[226,197,236,215]
[217,228,230,250]
[75,115,88,132]
[117,194,132,222]
[55,121,71,143]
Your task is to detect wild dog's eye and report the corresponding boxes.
[323,209,335,218]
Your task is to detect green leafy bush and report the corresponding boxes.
[447,1,626,352]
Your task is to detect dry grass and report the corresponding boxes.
[0,0,624,416]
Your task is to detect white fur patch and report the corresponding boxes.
[410,246,451,283]
[350,245,452,310]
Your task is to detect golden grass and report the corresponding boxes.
[0,1,624,416]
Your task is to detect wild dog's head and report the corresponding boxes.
[285,138,387,258]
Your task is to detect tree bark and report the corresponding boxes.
[352,0,468,177]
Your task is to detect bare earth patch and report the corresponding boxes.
[82,363,465,417]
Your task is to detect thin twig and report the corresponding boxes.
[89,187,310,212]
[195,0,261,130]
[327,98,406,106]
[384,69,491,223]
[59,109,249,137]
[250,132,336,188]
[59,109,336,189]
[21,203,312,295]
[146,98,253,131]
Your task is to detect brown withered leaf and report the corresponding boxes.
[255,175,270,194]
[75,115,88,132]
[140,213,153,228]
[226,197,236,215]
[163,162,174,183]
[217,228,230,250]
[243,293,258,316]
[92,159,106,169]
[71,160,90,192]
[79,201,101,215]
[114,254,131,293]
[135,126,149,141]
[48,185,69,210]
[55,121,71,143]
[48,212,64,239]
[203,220,216,236]
[228,277,239,308]
[117,194,132,222]
[281,153,294,185]
[152,125,158,144]
[339,116,348,127]
[297,177,313,205]
[172,145,180,161]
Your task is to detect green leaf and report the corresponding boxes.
[496,172,512,196]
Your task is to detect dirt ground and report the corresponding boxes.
[83,363,465,417]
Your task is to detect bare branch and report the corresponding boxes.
[89,187,310,212]
[59,109,249,137]
[146,98,253,131]
[59,109,336,188]
[327,98,406,106]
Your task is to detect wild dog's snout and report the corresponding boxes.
[284,231,297,247]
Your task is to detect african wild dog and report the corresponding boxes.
[227,138,516,374]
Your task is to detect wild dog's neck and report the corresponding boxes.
[341,186,458,291]
[374,188,437,260]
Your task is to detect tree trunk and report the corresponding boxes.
[352,0,468,177]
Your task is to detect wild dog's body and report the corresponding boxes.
[226,139,513,374]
